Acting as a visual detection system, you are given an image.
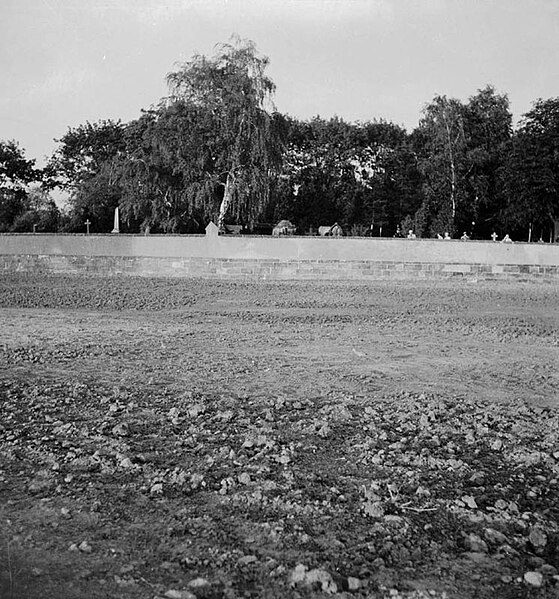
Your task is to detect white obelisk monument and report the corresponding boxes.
[111,207,120,234]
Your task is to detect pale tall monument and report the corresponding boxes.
[111,207,120,234]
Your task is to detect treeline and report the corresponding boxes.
[1,38,558,241]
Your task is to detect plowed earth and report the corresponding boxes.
[1,274,559,599]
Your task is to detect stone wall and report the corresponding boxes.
[1,232,558,281]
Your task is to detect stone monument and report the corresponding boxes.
[111,207,120,234]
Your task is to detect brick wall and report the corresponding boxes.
[1,233,558,281]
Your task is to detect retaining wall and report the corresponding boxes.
[1,232,559,281]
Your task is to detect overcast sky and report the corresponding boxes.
[2,0,559,166]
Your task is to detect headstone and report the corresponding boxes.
[273,220,296,236]
[111,207,120,234]
[85,219,91,235]
[331,223,343,237]
[205,221,219,237]
[224,224,243,235]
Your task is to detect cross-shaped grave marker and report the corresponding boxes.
[85,219,91,235]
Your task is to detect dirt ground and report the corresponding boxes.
[1,274,558,599]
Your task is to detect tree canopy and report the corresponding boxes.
[0,140,56,232]
[411,86,512,238]
[164,36,285,231]
[500,98,559,240]
[4,38,559,241]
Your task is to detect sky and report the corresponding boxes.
[1,0,559,167]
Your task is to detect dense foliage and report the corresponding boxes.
[2,38,558,241]
[0,140,59,232]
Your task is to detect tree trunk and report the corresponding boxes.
[217,171,236,232]
[443,110,457,222]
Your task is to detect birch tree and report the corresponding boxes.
[165,36,284,231]
[415,96,467,236]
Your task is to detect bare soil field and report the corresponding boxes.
[1,274,559,599]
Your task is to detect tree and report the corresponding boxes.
[46,120,125,191]
[165,36,285,231]
[462,86,512,238]
[275,117,352,230]
[0,140,37,187]
[413,87,512,238]
[0,140,39,231]
[500,97,559,240]
[10,185,60,232]
[46,120,125,232]
[273,117,416,235]
[414,96,467,237]
[117,105,212,233]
